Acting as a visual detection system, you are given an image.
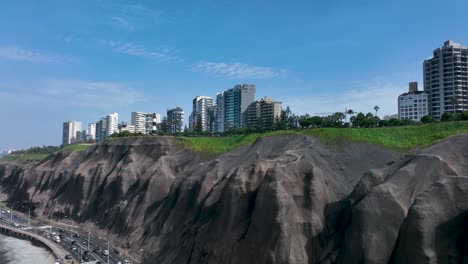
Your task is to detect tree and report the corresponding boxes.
[374,105,380,117]
[346,109,354,123]
[310,116,323,128]
[420,115,434,123]
[441,112,454,122]
[450,96,459,114]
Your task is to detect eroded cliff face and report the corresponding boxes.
[0,134,467,264]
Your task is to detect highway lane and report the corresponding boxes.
[0,209,133,263]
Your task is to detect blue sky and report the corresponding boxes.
[1,0,468,149]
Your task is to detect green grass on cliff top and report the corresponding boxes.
[1,144,93,161]
[0,153,50,161]
[181,121,468,156]
[60,143,93,152]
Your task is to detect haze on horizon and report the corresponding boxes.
[1,0,468,150]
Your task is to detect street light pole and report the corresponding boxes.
[107,241,110,264]
[88,228,90,250]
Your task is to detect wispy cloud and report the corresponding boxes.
[111,16,135,32]
[282,80,404,116]
[0,79,147,109]
[193,61,284,79]
[101,40,180,62]
[106,3,166,31]
[0,46,80,63]
[55,34,74,43]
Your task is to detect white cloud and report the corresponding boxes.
[55,34,74,43]
[106,4,166,31]
[102,40,180,62]
[0,46,79,63]
[0,79,147,109]
[282,81,404,117]
[193,61,284,79]
[111,16,135,32]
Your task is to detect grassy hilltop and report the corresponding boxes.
[181,121,468,156]
[3,121,468,161]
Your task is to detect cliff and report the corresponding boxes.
[0,134,467,264]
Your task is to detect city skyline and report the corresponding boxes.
[1,0,468,149]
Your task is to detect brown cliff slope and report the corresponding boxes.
[0,133,467,264]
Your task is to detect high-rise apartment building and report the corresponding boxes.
[131,112,161,134]
[398,82,428,122]
[166,107,184,134]
[106,112,119,137]
[215,93,224,132]
[246,97,282,129]
[424,40,468,118]
[62,121,82,145]
[88,123,96,140]
[215,84,256,132]
[190,96,214,132]
[96,117,107,142]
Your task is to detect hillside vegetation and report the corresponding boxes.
[1,144,93,161]
[181,121,468,156]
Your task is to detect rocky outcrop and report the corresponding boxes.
[0,133,467,264]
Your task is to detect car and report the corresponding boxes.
[51,232,56,235]
[71,246,77,251]
[74,233,80,238]
[71,240,77,245]
[13,223,19,227]
[59,234,64,239]
[123,261,130,264]
[102,250,109,256]
[82,240,88,245]
[82,255,90,261]
[114,249,121,255]
[59,229,64,233]
[84,250,90,255]
[93,248,101,254]
[65,255,73,260]
[6,210,10,213]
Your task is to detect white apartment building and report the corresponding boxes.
[118,122,136,133]
[62,121,82,145]
[131,112,161,134]
[398,82,429,122]
[106,113,119,136]
[424,40,468,118]
[191,96,214,132]
[88,123,96,140]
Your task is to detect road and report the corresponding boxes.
[0,209,134,264]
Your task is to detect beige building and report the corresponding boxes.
[246,97,282,129]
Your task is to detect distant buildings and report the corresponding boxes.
[190,96,214,132]
[398,82,428,122]
[60,83,285,141]
[131,112,161,134]
[118,122,136,133]
[246,96,282,129]
[94,112,119,142]
[424,40,468,118]
[166,107,184,134]
[216,84,256,132]
[62,121,82,145]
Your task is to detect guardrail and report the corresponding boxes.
[0,223,77,264]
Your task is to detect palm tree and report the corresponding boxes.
[374,105,380,117]
[346,109,354,123]
[450,96,459,114]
